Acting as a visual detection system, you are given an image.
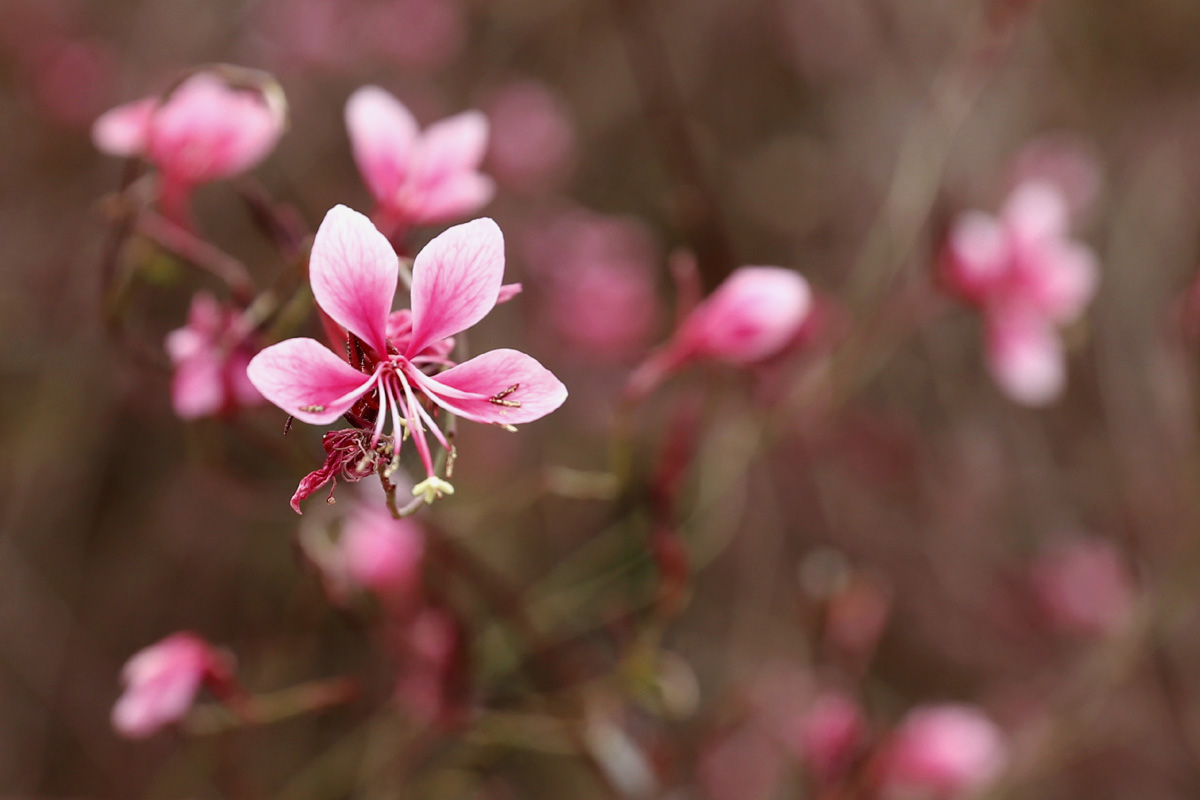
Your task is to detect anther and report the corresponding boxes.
[488,384,522,407]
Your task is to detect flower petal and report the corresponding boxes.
[418,348,567,424]
[92,97,156,157]
[986,313,1064,407]
[414,110,489,189]
[309,204,397,356]
[247,337,377,424]
[406,217,505,355]
[414,172,496,225]
[346,86,419,204]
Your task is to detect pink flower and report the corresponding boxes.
[340,505,424,603]
[876,704,1007,799]
[1030,537,1135,636]
[165,293,263,419]
[247,205,567,508]
[111,632,231,739]
[346,86,494,235]
[943,179,1098,405]
[627,266,812,399]
[92,71,285,219]
[784,691,867,783]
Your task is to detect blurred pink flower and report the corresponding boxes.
[345,86,494,235]
[1030,537,1135,636]
[783,690,867,783]
[92,71,285,220]
[876,704,1007,799]
[1008,136,1102,219]
[25,36,116,128]
[362,0,466,72]
[248,205,566,507]
[394,606,468,727]
[485,81,575,192]
[524,210,661,359]
[627,266,812,399]
[111,632,231,739]
[943,179,1098,405]
[340,505,424,603]
[165,292,263,420]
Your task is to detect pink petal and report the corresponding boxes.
[309,204,397,356]
[246,337,377,424]
[943,212,1009,304]
[418,348,567,425]
[414,172,496,224]
[1003,179,1069,245]
[406,217,505,355]
[497,282,523,303]
[345,85,419,203]
[1024,241,1098,324]
[92,97,156,156]
[986,313,1065,406]
[414,110,489,189]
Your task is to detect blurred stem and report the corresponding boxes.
[185,677,358,735]
[132,209,257,305]
[607,0,735,285]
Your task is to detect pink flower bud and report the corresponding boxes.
[877,704,1007,799]
[111,633,230,739]
[1030,537,1135,636]
[93,71,285,193]
[165,293,263,419]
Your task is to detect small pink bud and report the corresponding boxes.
[985,310,1064,407]
[877,704,1007,799]
[111,633,230,739]
[1030,537,1135,636]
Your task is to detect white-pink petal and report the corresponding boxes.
[415,172,496,224]
[986,313,1065,406]
[681,266,812,364]
[309,205,398,356]
[414,110,489,190]
[247,337,377,424]
[406,217,505,356]
[91,97,156,156]
[420,348,567,425]
[346,85,420,203]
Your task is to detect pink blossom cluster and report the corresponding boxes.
[943,178,1099,406]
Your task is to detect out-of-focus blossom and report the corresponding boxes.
[876,704,1007,799]
[165,293,263,420]
[627,266,812,399]
[248,205,566,508]
[524,209,660,359]
[340,505,424,603]
[345,86,494,235]
[361,0,466,72]
[24,36,116,128]
[112,632,231,739]
[943,179,1098,405]
[1030,537,1135,636]
[783,690,867,783]
[93,71,286,219]
[485,81,575,192]
[699,722,788,800]
[394,606,468,727]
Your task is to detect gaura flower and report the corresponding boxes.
[943,178,1098,406]
[92,70,285,220]
[247,205,567,508]
[111,632,233,739]
[626,266,812,400]
[165,292,263,419]
[346,85,494,235]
